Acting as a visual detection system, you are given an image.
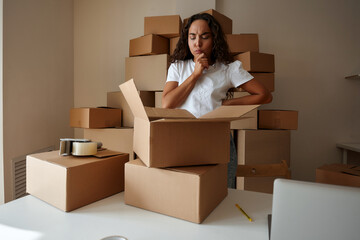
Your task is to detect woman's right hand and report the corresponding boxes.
[193,53,209,77]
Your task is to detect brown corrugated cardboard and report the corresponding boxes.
[316,164,360,188]
[226,34,259,54]
[237,130,290,166]
[169,36,180,55]
[231,108,257,130]
[84,127,134,160]
[231,73,275,92]
[144,15,182,38]
[155,91,163,108]
[70,108,122,128]
[125,159,228,223]
[237,176,277,194]
[234,51,275,73]
[107,91,155,127]
[184,9,232,34]
[125,54,169,91]
[229,92,257,130]
[26,150,129,212]
[258,110,298,130]
[120,79,258,168]
[129,34,169,57]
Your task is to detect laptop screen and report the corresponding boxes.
[270,179,360,240]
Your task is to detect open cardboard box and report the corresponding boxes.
[125,159,228,223]
[119,79,258,168]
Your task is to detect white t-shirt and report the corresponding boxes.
[166,59,253,118]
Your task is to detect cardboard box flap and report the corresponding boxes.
[119,79,149,121]
[120,79,197,120]
[199,105,259,120]
[145,107,195,120]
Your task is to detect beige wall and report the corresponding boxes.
[217,0,360,180]
[3,0,74,202]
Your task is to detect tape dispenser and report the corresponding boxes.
[59,138,103,156]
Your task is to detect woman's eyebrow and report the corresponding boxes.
[188,32,211,36]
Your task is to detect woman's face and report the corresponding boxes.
[188,19,213,60]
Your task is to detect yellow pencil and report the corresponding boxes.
[235,204,253,222]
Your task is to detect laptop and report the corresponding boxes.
[270,179,360,240]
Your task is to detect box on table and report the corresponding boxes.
[70,107,122,128]
[237,130,290,166]
[184,9,232,34]
[258,110,298,130]
[125,54,169,91]
[170,36,180,55]
[26,150,129,212]
[237,176,277,194]
[316,164,360,188]
[107,91,156,127]
[125,159,227,223]
[129,34,169,57]
[226,34,259,54]
[231,73,275,92]
[120,79,258,168]
[144,15,182,38]
[234,51,275,73]
[84,127,134,160]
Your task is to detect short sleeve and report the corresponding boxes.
[166,62,180,83]
[228,60,254,88]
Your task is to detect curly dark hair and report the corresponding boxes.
[170,13,233,64]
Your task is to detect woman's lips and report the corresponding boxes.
[194,50,202,54]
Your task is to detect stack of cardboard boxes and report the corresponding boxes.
[25,9,298,222]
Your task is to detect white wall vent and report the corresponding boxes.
[12,146,55,200]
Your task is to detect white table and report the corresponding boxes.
[0,189,272,240]
[336,143,360,164]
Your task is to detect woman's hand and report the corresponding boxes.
[193,53,209,77]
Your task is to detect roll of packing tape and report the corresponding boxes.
[72,142,97,156]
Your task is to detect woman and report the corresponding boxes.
[162,13,272,188]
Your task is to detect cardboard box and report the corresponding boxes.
[237,130,290,166]
[155,91,163,108]
[144,15,182,38]
[258,110,298,130]
[231,73,275,92]
[70,108,122,128]
[107,91,155,127]
[231,108,258,130]
[129,34,169,57]
[125,54,169,91]
[227,92,257,130]
[184,9,232,34]
[84,127,134,160]
[237,176,277,194]
[27,150,129,212]
[226,34,259,54]
[120,79,258,168]
[316,164,360,188]
[234,51,275,73]
[125,159,228,223]
[170,36,180,55]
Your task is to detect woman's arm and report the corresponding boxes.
[222,79,272,105]
[162,74,199,109]
[162,54,209,108]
